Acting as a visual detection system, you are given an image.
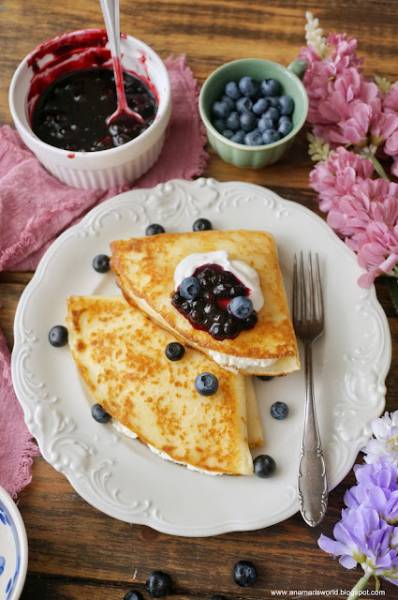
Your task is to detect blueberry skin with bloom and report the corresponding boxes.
[165,342,185,361]
[264,107,280,122]
[267,96,280,108]
[244,130,263,146]
[278,118,293,136]
[222,95,235,111]
[212,101,230,119]
[253,454,276,478]
[239,76,258,97]
[180,276,201,300]
[195,372,219,396]
[91,403,111,424]
[222,129,234,139]
[48,325,68,347]
[279,94,294,115]
[145,223,165,236]
[240,112,257,132]
[262,129,281,144]
[92,254,110,273]
[270,401,289,419]
[193,217,212,231]
[229,296,254,318]
[252,97,268,115]
[226,111,241,131]
[260,78,282,96]
[258,116,275,132]
[236,97,253,113]
[213,118,225,132]
[124,591,144,600]
[145,571,173,598]
[233,560,258,587]
[224,81,240,99]
[231,130,245,144]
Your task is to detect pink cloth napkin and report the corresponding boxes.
[0,54,208,497]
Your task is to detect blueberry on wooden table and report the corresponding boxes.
[124,591,144,600]
[48,325,68,347]
[145,223,165,236]
[192,218,212,231]
[92,254,110,273]
[233,560,258,587]
[91,403,111,424]
[145,571,173,598]
[211,596,228,600]
[253,454,276,478]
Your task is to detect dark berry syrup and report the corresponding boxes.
[171,264,258,341]
[31,67,157,152]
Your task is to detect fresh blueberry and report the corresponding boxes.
[257,116,274,132]
[256,375,274,381]
[239,76,258,98]
[231,130,245,144]
[233,560,257,587]
[229,296,254,319]
[260,78,282,96]
[224,81,240,99]
[180,276,201,300]
[264,107,279,122]
[222,95,235,111]
[252,97,268,115]
[92,254,110,273]
[253,454,276,478]
[240,112,257,132]
[267,96,280,108]
[211,596,228,600]
[145,571,173,598]
[222,129,234,139]
[242,311,258,329]
[124,591,144,600]
[195,372,219,396]
[48,325,68,347]
[145,223,165,236]
[165,342,185,361]
[213,118,225,132]
[236,97,253,113]
[244,130,263,146]
[226,111,240,131]
[212,101,231,119]
[271,401,289,420]
[193,218,212,231]
[91,403,111,424]
[262,129,281,144]
[279,94,294,115]
[278,118,293,136]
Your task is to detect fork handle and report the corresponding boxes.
[297,342,328,527]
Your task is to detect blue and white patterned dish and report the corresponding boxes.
[0,486,28,599]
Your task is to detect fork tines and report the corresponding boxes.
[293,251,324,331]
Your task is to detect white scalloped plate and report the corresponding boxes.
[11,179,391,536]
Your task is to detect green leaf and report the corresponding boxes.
[388,277,398,314]
[374,75,392,94]
[307,132,331,162]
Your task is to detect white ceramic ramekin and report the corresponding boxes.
[9,31,172,190]
[0,485,28,600]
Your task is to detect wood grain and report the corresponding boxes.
[1,1,398,598]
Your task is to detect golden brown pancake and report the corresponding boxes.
[66,295,255,475]
[110,230,300,375]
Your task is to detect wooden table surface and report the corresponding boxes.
[1,1,397,598]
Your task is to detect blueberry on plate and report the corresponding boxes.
[180,276,201,300]
[193,217,212,231]
[233,560,257,587]
[279,94,294,115]
[165,342,185,361]
[278,118,293,136]
[91,403,111,424]
[48,325,68,347]
[252,97,268,115]
[260,78,282,96]
[231,130,245,144]
[262,129,281,145]
[195,372,219,396]
[270,401,289,420]
[236,97,253,113]
[212,100,230,119]
[145,223,165,236]
[145,571,173,598]
[124,591,144,600]
[226,111,240,131]
[256,375,274,381]
[224,81,240,99]
[239,76,258,98]
[213,118,225,132]
[244,130,263,146]
[240,112,257,132]
[264,106,280,122]
[257,116,274,132]
[253,454,276,478]
[222,95,235,111]
[222,129,234,139]
[92,253,110,273]
[229,296,254,319]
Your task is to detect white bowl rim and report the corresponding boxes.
[199,57,309,152]
[8,29,171,160]
[0,485,28,600]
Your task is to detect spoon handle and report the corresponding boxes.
[99,0,120,60]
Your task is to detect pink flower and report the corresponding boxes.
[384,82,398,114]
[356,222,398,287]
[309,147,374,212]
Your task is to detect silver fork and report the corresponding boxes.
[293,251,328,527]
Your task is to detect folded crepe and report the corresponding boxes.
[67,295,262,475]
[110,230,300,376]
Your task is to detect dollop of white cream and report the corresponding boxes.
[174,251,264,311]
[208,351,277,371]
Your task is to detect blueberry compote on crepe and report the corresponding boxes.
[172,264,258,340]
[31,67,157,152]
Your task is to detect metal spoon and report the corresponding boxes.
[99,0,144,125]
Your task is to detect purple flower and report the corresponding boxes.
[363,411,398,464]
[344,462,398,523]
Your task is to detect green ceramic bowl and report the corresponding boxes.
[199,58,308,169]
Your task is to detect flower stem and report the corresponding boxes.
[347,573,371,600]
[361,148,390,180]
